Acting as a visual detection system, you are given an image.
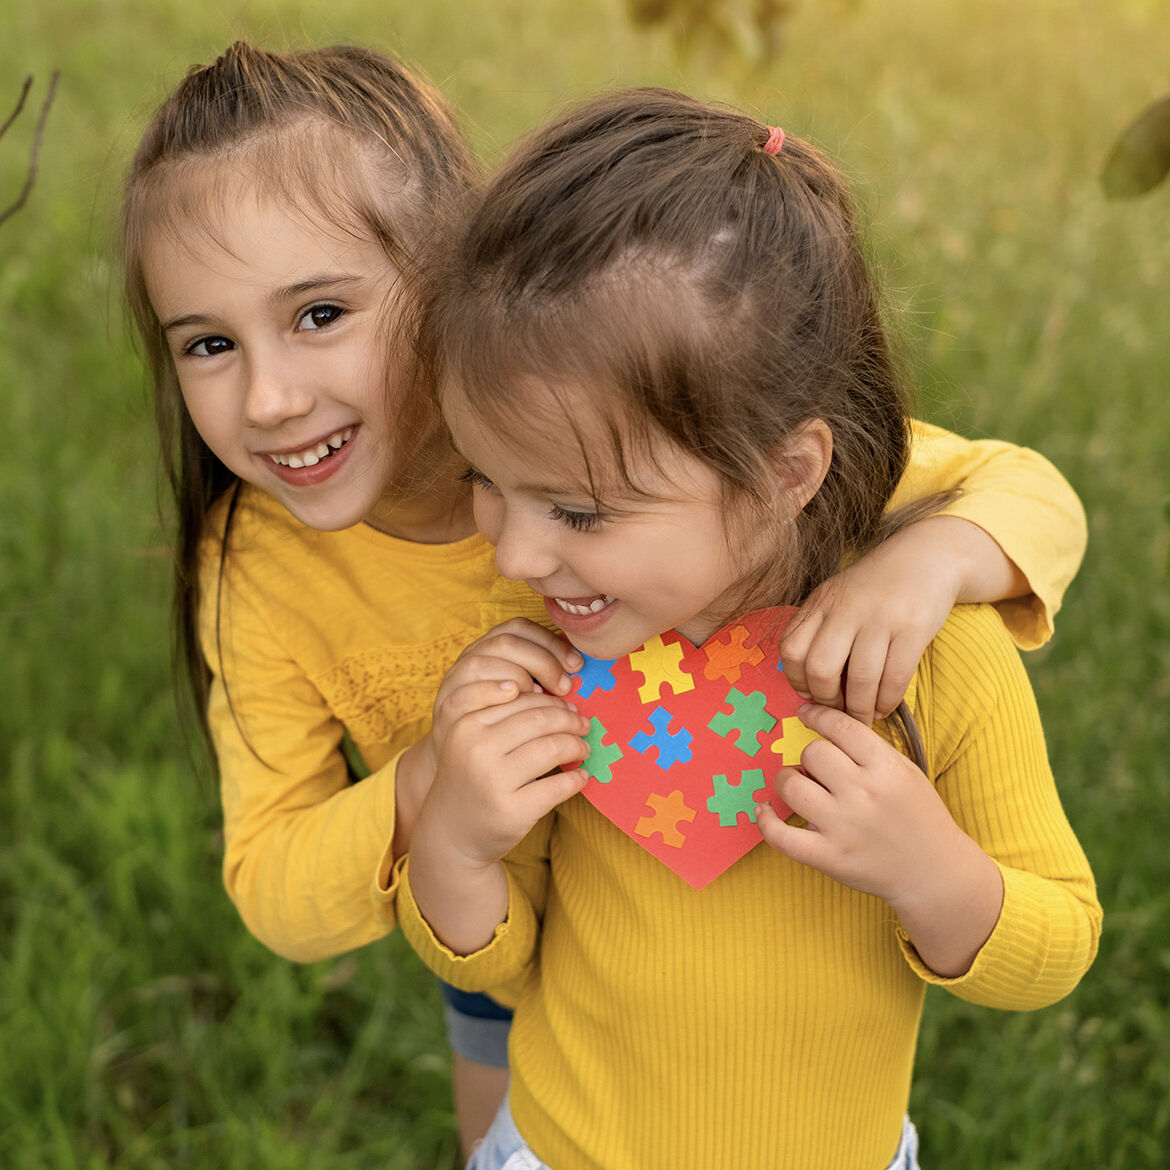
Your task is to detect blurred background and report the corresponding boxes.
[3,1,1168,1166]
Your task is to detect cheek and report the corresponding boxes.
[471,491,503,543]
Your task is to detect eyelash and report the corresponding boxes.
[458,467,604,532]
[179,302,345,358]
[550,504,602,532]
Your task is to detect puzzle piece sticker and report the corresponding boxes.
[706,770,769,828]
[770,715,822,766]
[576,655,618,700]
[708,687,776,757]
[565,605,804,888]
[630,707,694,770]
[582,717,624,784]
[629,635,695,704]
[634,790,696,848]
[702,623,765,685]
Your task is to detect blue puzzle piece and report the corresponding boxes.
[630,706,693,771]
[576,654,618,700]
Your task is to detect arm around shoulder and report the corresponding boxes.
[896,420,1088,648]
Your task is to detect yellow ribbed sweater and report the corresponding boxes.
[398,605,1101,1170]
[200,421,1086,963]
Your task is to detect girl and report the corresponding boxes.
[123,46,1087,1153]
[398,89,1102,1169]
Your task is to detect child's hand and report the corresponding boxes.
[756,703,1002,977]
[409,690,590,955]
[419,690,590,871]
[431,618,583,757]
[781,516,1010,726]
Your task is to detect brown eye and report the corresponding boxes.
[186,335,234,357]
[299,303,344,331]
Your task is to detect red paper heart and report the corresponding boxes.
[564,606,818,889]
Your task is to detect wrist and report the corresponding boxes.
[391,738,435,859]
[889,832,1003,977]
[916,515,1027,605]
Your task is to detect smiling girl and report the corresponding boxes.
[399,89,1101,1169]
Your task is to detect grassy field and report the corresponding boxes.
[3,0,1168,1166]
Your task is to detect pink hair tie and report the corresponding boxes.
[763,125,785,155]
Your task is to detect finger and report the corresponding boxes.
[472,691,584,731]
[481,620,583,673]
[840,630,892,727]
[798,623,859,711]
[772,765,834,823]
[504,733,593,791]
[778,607,823,699]
[504,765,590,829]
[438,679,522,723]
[450,646,572,696]
[492,701,592,746]
[873,633,924,720]
[796,703,892,769]
[755,800,826,868]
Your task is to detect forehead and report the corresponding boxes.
[442,376,719,506]
[443,378,601,482]
[140,173,396,312]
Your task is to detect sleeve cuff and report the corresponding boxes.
[396,857,539,992]
[897,864,1099,1011]
[368,748,410,929]
[934,498,1058,650]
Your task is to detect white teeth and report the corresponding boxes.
[267,426,354,468]
[555,595,614,616]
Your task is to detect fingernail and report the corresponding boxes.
[798,702,813,716]
[566,651,583,669]
[557,674,572,694]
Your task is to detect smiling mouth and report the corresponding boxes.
[267,427,354,469]
[553,594,616,616]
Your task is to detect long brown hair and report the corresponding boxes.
[121,42,477,752]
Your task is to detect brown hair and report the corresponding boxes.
[122,41,477,753]
[419,88,917,615]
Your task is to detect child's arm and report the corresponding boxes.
[759,606,1101,1003]
[407,688,589,955]
[758,700,1005,976]
[207,586,576,963]
[781,421,1086,726]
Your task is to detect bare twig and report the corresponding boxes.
[0,76,33,140]
[0,71,60,227]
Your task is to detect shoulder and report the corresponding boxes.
[914,604,1040,772]
[921,603,1024,692]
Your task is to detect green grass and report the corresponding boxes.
[3,0,1168,1166]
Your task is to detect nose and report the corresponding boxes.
[482,498,561,585]
[242,349,314,428]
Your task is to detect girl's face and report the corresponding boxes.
[445,385,775,661]
[144,194,405,532]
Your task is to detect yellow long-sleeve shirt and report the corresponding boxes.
[398,605,1101,1169]
[200,421,1086,961]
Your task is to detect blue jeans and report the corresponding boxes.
[440,982,512,1068]
[467,1095,921,1169]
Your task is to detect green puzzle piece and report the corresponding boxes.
[707,687,776,757]
[583,716,624,784]
[706,770,767,827]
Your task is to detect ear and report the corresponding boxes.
[772,419,833,517]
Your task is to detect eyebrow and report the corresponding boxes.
[159,272,365,335]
